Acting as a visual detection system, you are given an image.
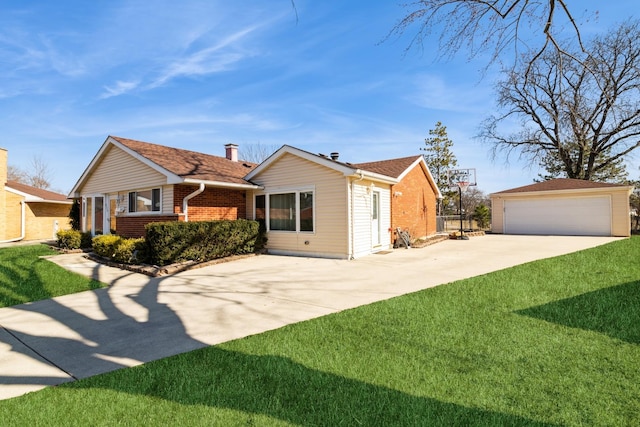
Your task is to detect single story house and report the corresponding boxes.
[69,136,260,237]
[490,178,634,237]
[1,148,72,242]
[244,145,441,259]
[70,137,441,259]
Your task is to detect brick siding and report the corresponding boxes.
[173,185,247,222]
[115,215,179,238]
[391,165,437,240]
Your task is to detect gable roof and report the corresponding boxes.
[245,145,424,185]
[113,136,257,185]
[492,178,633,195]
[5,180,71,204]
[352,155,421,179]
[70,136,261,196]
[353,155,442,199]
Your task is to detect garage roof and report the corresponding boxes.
[493,178,629,194]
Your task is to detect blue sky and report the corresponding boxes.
[0,1,634,195]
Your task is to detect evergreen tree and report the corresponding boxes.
[422,121,458,215]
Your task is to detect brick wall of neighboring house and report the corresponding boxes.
[0,148,7,240]
[5,191,23,240]
[391,164,437,241]
[25,203,72,240]
[173,185,247,222]
[115,214,180,238]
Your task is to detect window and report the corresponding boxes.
[264,190,314,232]
[128,188,161,213]
[269,193,296,231]
[299,191,313,231]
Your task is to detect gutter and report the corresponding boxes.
[182,182,205,222]
[0,200,25,243]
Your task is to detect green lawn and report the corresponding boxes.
[0,244,103,307]
[1,238,639,426]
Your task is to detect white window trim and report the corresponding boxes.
[255,187,315,234]
[126,187,163,216]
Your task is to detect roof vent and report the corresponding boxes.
[330,152,339,161]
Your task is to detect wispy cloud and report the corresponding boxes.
[99,79,141,99]
[149,26,258,88]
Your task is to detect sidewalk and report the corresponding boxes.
[0,234,622,400]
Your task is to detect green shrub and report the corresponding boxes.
[80,232,93,249]
[92,235,121,258]
[92,235,149,265]
[146,219,262,266]
[56,229,82,249]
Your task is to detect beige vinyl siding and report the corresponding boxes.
[251,153,349,258]
[491,197,505,233]
[611,188,632,236]
[80,145,167,194]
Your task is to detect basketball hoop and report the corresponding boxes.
[457,181,470,192]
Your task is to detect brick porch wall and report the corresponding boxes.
[115,215,179,238]
[391,165,437,240]
[173,185,247,222]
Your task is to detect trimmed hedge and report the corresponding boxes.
[146,219,262,266]
[92,235,148,264]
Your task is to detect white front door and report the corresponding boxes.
[372,191,380,246]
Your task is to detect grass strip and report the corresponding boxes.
[0,244,103,307]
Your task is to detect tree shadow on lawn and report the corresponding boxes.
[71,346,556,426]
[516,280,640,344]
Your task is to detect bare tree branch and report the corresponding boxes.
[480,20,640,182]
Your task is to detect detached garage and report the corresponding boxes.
[491,178,634,237]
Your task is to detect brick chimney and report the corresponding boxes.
[225,143,238,162]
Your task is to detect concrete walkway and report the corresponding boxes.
[0,234,622,400]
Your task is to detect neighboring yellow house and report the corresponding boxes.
[0,148,72,242]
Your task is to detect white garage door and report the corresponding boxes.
[504,196,612,236]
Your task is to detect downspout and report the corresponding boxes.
[0,200,25,243]
[350,172,364,259]
[182,182,205,222]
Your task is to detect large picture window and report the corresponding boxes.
[128,188,161,213]
[269,193,296,231]
[263,190,314,232]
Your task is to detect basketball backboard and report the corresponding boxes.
[447,168,477,190]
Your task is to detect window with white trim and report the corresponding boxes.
[128,188,161,213]
[259,190,314,232]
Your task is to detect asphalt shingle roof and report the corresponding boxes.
[6,180,70,202]
[352,155,423,179]
[494,178,629,194]
[112,136,257,185]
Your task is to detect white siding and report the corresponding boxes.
[352,180,392,258]
[80,145,167,194]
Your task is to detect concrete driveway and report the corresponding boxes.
[0,234,622,400]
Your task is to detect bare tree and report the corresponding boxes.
[7,164,28,183]
[7,155,52,189]
[387,0,588,73]
[481,20,640,182]
[239,142,280,164]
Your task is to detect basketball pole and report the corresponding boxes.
[458,184,468,240]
